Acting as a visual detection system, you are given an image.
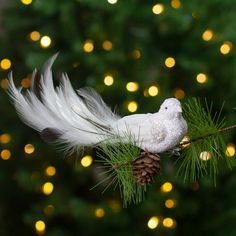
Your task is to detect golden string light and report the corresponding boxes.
[165,199,176,208]
[148,86,159,96]
[152,3,164,15]
[199,151,211,161]
[30,31,41,41]
[83,40,94,53]
[161,182,173,193]
[42,182,54,195]
[196,73,207,84]
[220,41,232,55]
[21,0,32,5]
[81,155,93,167]
[147,216,159,229]
[107,0,118,4]
[127,101,138,112]
[163,217,176,228]
[226,143,235,157]
[0,133,11,144]
[21,78,31,88]
[102,40,113,51]
[104,74,114,86]
[95,208,105,217]
[126,82,139,92]
[132,49,141,59]
[0,79,9,89]
[174,88,185,99]
[45,166,56,177]
[171,0,181,9]
[202,29,213,41]
[35,220,46,235]
[24,143,35,154]
[1,149,11,160]
[165,57,175,68]
[0,58,11,70]
[40,36,52,48]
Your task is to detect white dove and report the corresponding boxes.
[8,54,188,154]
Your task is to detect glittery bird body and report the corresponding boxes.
[8,54,188,154]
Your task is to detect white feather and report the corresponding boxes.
[8,54,187,154]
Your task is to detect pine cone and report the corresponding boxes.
[133,151,161,185]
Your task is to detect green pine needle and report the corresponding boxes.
[177,97,236,184]
[97,134,146,207]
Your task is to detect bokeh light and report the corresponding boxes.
[132,49,141,59]
[24,144,35,154]
[107,0,118,4]
[171,0,181,9]
[43,204,54,215]
[202,29,213,41]
[95,208,105,217]
[126,82,139,92]
[83,40,94,53]
[152,4,164,14]
[147,216,159,229]
[148,86,159,96]
[127,101,138,112]
[161,182,173,193]
[102,40,113,51]
[165,199,176,208]
[163,217,176,228]
[40,36,51,48]
[45,166,56,177]
[220,41,232,55]
[81,155,93,167]
[0,58,11,70]
[174,88,185,99]
[199,151,211,161]
[196,73,207,84]
[0,133,11,144]
[35,220,46,235]
[30,31,40,41]
[226,143,235,157]
[1,149,11,160]
[21,0,32,5]
[165,57,175,68]
[42,182,54,195]
[104,74,114,86]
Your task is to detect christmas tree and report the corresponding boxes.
[0,0,236,235]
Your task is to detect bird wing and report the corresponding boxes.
[8,54,120,151]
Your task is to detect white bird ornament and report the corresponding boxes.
[8,54,188,155]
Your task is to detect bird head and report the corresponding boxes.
[158,98,183,119]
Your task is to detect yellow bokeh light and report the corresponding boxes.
[43,204,54,215]
[174,88,185,99]
[132,49,141,59]
[35,220,46,234]
[161,182,173,193]
[180,136,190,148]
[126,82,139,92]
[1,79,9,89]
[196,73,207,84]
[165,57,175,68]
[95,208,105,217]
[21,0,32,5]
[202,29,213,41]
[81,155,93,167]
[147,216,159,229]
[42,182,54,195]
[45,166,56,177]
[24,143,35,154]
[127,101,138,112]
[199,151,211,161]
[226,143,235,157]
[107,0,118,4]
[165,199,176,208]
[21,78,31,88]
[102,40,113,51]
[104,74,114,86]
[30,31,41,41]
[83,40,94,53]
[171,0,181,9]
[1,149,11,160]
[163,217,175,228]
[148,86,159,97]
[0,58,11,70]
[220,41,232,55]
[152,4,164,15]
[40,36,51,48]
[0,133,11,144]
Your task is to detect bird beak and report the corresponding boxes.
[177,106,182,113]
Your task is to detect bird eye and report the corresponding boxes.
[165,107,168,110]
